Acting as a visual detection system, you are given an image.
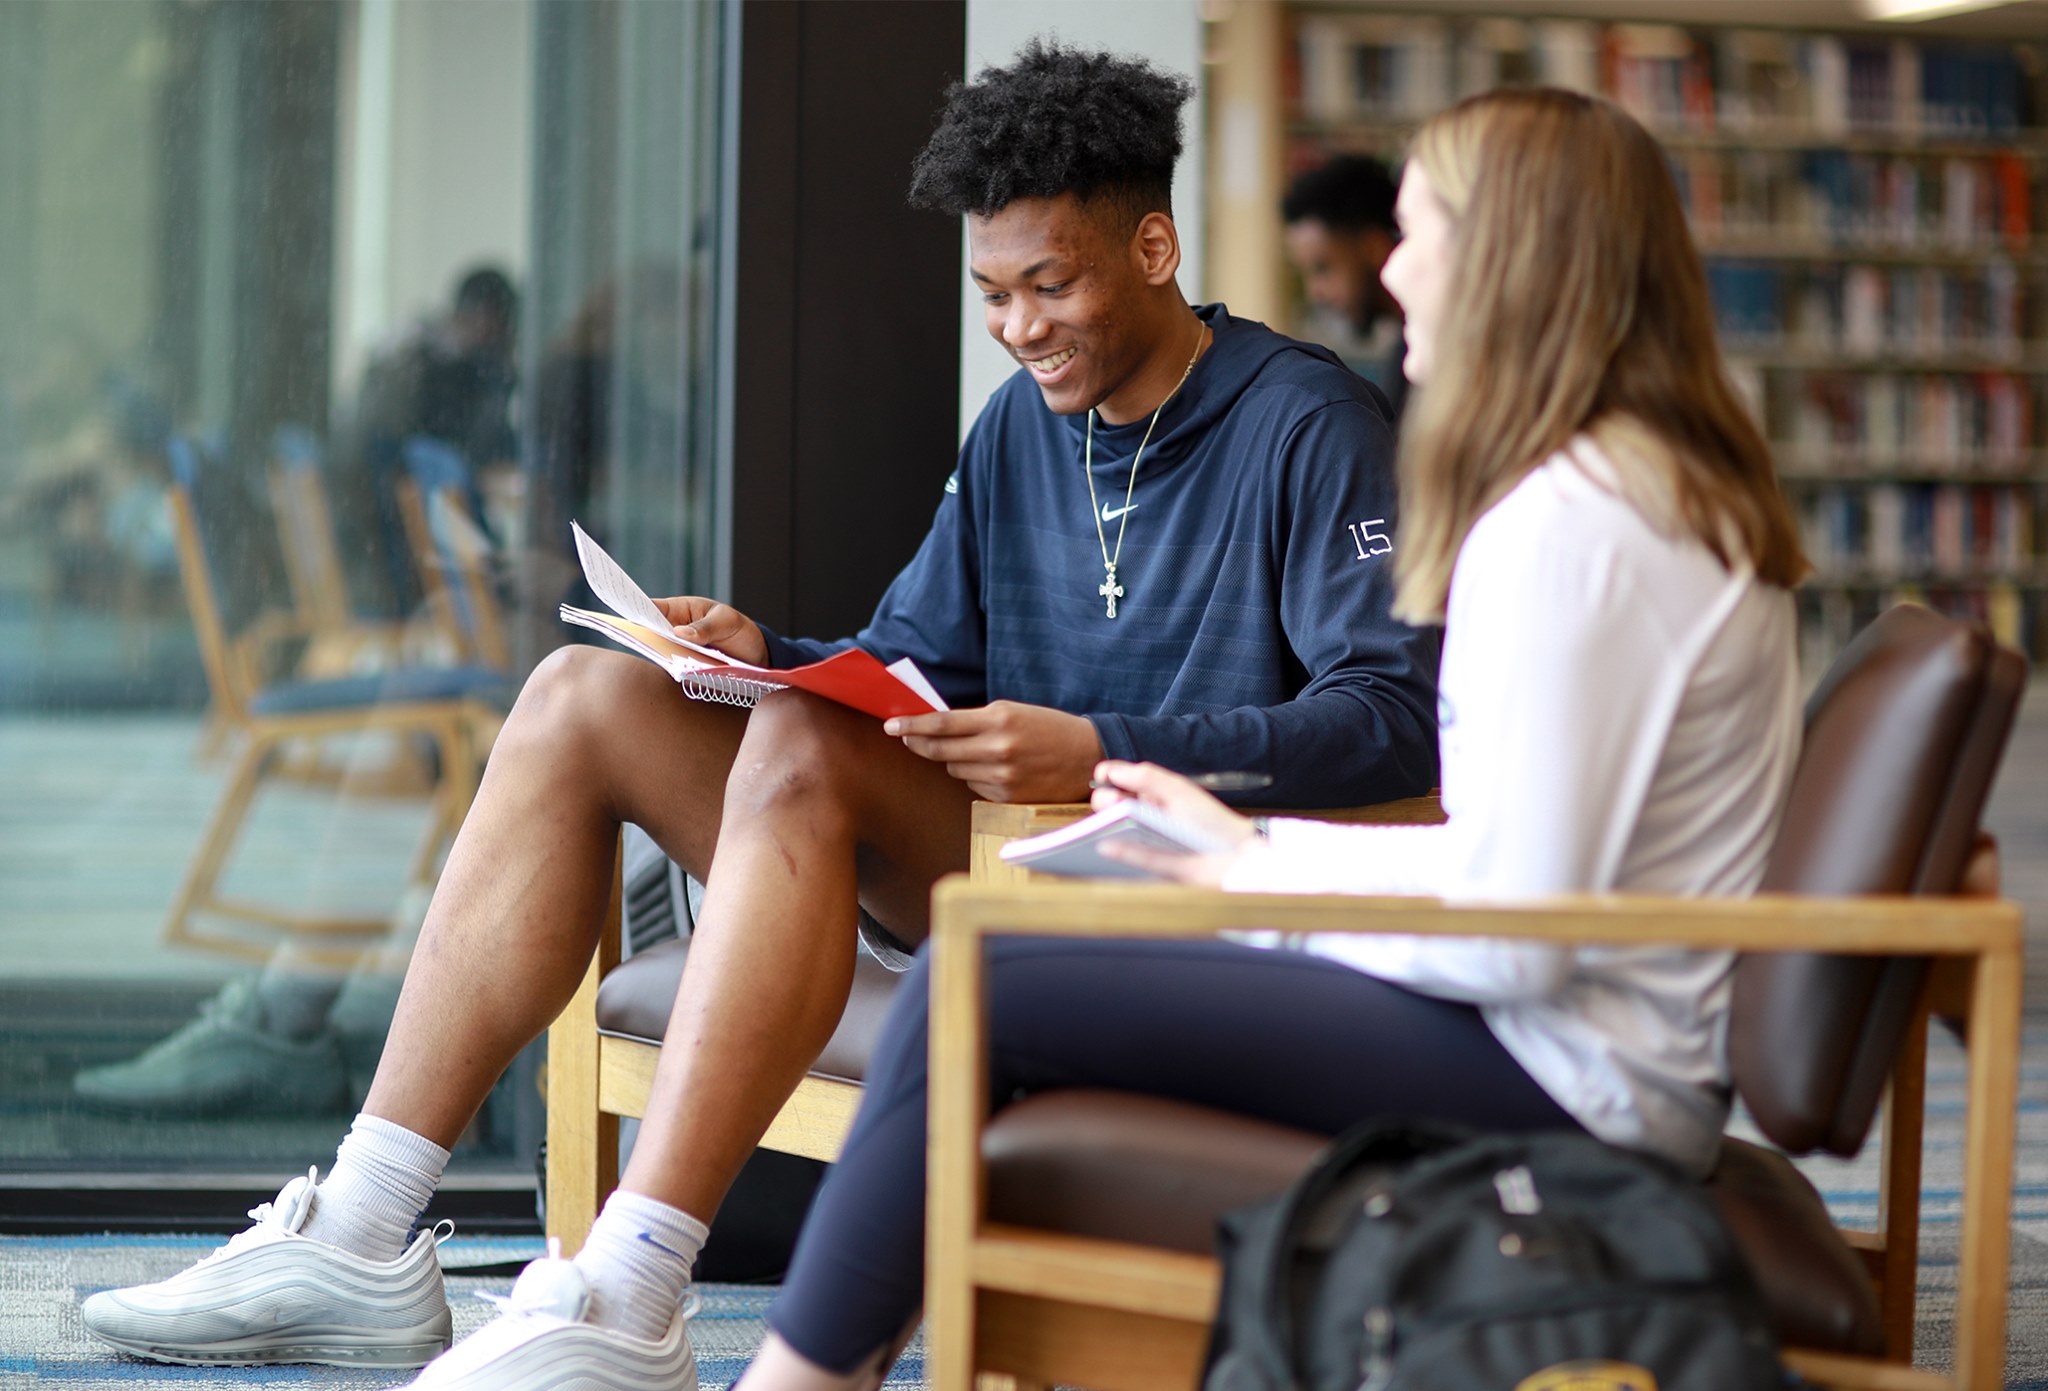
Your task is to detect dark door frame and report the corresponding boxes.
[721,0,966,640]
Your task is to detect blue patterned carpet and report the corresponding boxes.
[0,1234,922,1390]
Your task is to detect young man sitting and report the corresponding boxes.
[81,39,1438,1391]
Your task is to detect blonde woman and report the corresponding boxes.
[736,87,1810,1390]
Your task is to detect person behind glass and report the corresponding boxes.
[530,258,690,560]
[78,39,1439,1391]
[351,265,520,615]
[729,86,1812,1391]
[1281,154,1408,420]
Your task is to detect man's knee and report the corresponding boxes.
[721,693,870,826]
[502,645,670,755]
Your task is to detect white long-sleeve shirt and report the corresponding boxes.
[1223,439,1801,1174]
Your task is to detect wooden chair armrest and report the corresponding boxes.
[931,879,2020,955]
[217,612,320,700]
[971,794,1444,840]
[969,794,1445,886]
[233,607,319,653]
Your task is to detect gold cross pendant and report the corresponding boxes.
[1099,564,1124,619]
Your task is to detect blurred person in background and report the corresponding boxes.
[347,265,520,616]
[1282,153,1407,421]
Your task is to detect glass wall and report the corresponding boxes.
[0,0,725,1200]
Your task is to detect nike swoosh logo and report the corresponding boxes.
[637,1231,692,1262]
[261,1298,327,1327]
[1100,502,1139,522]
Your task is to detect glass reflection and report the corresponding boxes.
[0,0,724,1197]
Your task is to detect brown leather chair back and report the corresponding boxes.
[1732,605,2026,1156]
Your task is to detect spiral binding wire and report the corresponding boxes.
[676,670,787,708]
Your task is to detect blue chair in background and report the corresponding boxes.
[397,434,512,674]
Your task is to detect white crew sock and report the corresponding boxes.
[573,1189,708,1341]
[299,1113,451,1263]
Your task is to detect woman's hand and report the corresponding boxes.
[651,595,769,668]
[1090,759,1261,888]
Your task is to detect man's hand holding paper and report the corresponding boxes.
[649,595,768,668]
[883,702,1102,802]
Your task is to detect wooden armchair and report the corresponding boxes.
[925,605,2027,1391]
[541,795,1444,1251]
[926,888,2019,1391]
[162,436,513,969]
[265,423,412,679]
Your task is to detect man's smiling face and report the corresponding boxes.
[969,193,1154,417]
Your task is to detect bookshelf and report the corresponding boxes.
[1246,4,2048,668]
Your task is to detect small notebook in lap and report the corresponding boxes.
[997,800,1234,880]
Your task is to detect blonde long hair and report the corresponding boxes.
[1391,88,1807,625]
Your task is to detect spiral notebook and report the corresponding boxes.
[559,522,948,720]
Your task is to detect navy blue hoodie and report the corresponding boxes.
[760,305,1440,808]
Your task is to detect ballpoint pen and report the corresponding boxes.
[1088,771,1274,793]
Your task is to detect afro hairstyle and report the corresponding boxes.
[908,38,1195,233]
[1280,155,1399,235]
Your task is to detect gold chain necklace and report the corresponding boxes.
[1084,317,1206,619]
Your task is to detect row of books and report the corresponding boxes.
[1796,482,2036,578]
[1293,15,2039,139]
[1800,585,2032,666]
[1605,27,2029,138]
[1707,262,2025,356]
[1773,372,2036,470]
[1675,150,2032,252]
[1293,15,1564,126]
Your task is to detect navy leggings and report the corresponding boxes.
[764,937,1579,1373]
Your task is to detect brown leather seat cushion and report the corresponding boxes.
[593,935,907,1085]
[1706,1137,1885,1355]
[981,1091,1883,1358]
[986,1092,1326,1254]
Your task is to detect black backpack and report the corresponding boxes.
[1203,1119,1791,1391]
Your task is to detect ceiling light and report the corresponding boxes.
[1857,0,2015,20]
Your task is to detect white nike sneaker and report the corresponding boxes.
[402,1242,699,1391]
[80,1167,453,1368]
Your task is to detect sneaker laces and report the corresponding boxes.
[477,1237,703,1325]
[478,1238,589,1322]
[117,982,254,1068]
[196,1166,318,1267]
[195,979,254,1027]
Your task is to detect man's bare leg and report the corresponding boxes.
[619,690,977,1220]
[362,644,972,1218]
[361,646,751,1147]
[362,649,970,1225]
[75,643,785,1368]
